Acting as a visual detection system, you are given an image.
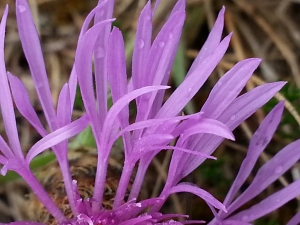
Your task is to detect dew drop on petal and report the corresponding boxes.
[169,32,174,39]
[159,41,165,48]
[1,164,7,176]
[217,81,222,86]
[188,87,192,92]
[138,39,145,49]
[275,165,283,174]
[17,4,26,13]
[230,114,236,120]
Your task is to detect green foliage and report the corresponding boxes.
[199,157,231,195]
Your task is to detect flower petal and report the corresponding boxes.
[0,5,23,158]
[169,182,226,213]
[26,115,89,162]
[222,101,284,213]
[229,178,300,222]
[180,82,286,180]
[157,33,232,118]
[201,58,261,118]
[16,0,57,131]
[8,72,47,136]
[287,211,300,225]
[187,6,225,76]
[94,0,115,129]
[132,1,152,91]
[228,138,300,214]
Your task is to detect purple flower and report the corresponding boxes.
[0,0,89,221]
[0,0,296,224]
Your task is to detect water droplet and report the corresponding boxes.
[217,81,222,86]
[188,87,192,92]
[275,166,283,174]
[159,41,165,48]
[242,215,249,221]
[96,47,105,58]
[230,114,236,120]
[17,4,26,13]
[138,39,145,49]
[257,137,268,146]
[169,32,174,39]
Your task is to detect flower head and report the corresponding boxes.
[0,0,296,225]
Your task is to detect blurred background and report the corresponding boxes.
[0,0,300,224]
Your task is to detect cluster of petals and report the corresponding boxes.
[0,0,298,225]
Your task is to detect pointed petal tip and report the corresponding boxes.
[277,81,287,89]
[229,135,235,141]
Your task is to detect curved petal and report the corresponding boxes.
[169,182,226,213]
[8,73,47,136]
[26,115,89,162]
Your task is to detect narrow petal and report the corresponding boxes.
[56,83,71,127]
[26,115,89,162]
[132,1,152,90]
[94,86,169,203]
[169,182,226,212]
[0,5,23,158]
[229,178,300,222]
[222,102,284,212]
[134,11,185,131]
[219,82,286,130]
[8,73,47,136]
[69,1,111,108]
[94,0,115,129]
[177,82,286,180]
[108,28,130,133]
[176,118,235,147]
[201,58,261,118]
[187,6,225,76]
[76,19,114,137]
[287,211,300,225]
[16,0,57,131]
[227,139,300,214]
[157,33,232,118]
[170,0,186,14]
[100,86,170,154]
[0,135,13,158]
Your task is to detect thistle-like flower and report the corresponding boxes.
[0,0,298,225]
